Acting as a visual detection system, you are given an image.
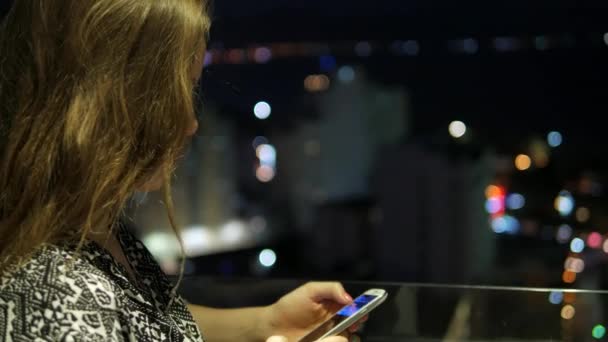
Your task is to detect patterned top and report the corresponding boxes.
[0,224,204,341]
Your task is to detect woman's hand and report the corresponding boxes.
[262,282,366,341]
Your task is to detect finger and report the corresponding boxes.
[307,282,352,305]
[266,336,289,342]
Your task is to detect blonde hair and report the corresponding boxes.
[0,0,210,271]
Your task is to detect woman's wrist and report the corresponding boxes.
[257,304,278,341]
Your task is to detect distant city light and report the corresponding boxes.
[588,232,602,249]
[563,292,576,304]
[549,291,564,305]
[506,193,526,210]
[485,198,503,215]
[227,49,246,64]
[254,101,272,120]
[256,165,275,183]
[514,154,532,171]
[181,225,216,257]
[491,215,520,234]
[593,325,606,340]
[337,66,356,83]
[555,191,575,216]
[304,74,331,92]
[564,256,585,273]
[320,55,337,72]
[547,131,563,147]
[257,144,277,167]
[252,136,269,149]
[249,216,268,235]
[203,52,213,66]
[448,121,467,138]
[493,37,520,52]
[562,271,577,284]
[556,224,573,244]
[218,220,248,245]
[355,41,372,57]
[570,238,585,253]
[485,185,505,199]
[402,40,420,56]
[463,38,479,54]
[259,249,277,267]
[254,47,272,64]
[561,305,576,319]
[576,207,591,223]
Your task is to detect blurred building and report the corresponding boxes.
[371,143,496,283]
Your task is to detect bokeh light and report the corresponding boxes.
[304,74,331,92]
[258,249,277,267]
[563,292,577,304]
[514,154,532,171]
[561,305,576,319]
[319,55,337,72]
[555,191,575,216]
[549,291,564,305]
[254,101,272,120]
[448,121,467,138]
[253,47,272,64]
[337,66,356,83]
[556,224,573,244]
[564,257,585,273]
[570,238,585,253]
[588,232,602,249]
[485,198,503,215]
[256,144,277,167]
[547,131,563,147]
[562,270,577,283]
[593,325,606,339]
[491,215,520,234]
[256,165,275,183]
[355,41,372,57]
[506,193,526,210]
[485,185,505,198]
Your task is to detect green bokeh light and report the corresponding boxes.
[592,325,606,339]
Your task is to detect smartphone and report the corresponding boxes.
[298,288,388,342]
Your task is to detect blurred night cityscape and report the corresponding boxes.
[105,0,608,292]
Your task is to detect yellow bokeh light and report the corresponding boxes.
[515,154,532,171]
[561,305,575,320]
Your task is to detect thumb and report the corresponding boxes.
[266,336,289,342]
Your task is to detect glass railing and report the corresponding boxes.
[179,277,608,341]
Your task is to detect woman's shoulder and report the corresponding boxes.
[0,244,126,340]
[1,244,119,295]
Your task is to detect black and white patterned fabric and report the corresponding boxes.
[0,224,204,341]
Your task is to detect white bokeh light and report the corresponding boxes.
[449,121,467,138]
[254,101,272,120]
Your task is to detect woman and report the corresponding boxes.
[0,0,363,341]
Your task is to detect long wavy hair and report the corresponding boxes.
[0,0,210,272]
